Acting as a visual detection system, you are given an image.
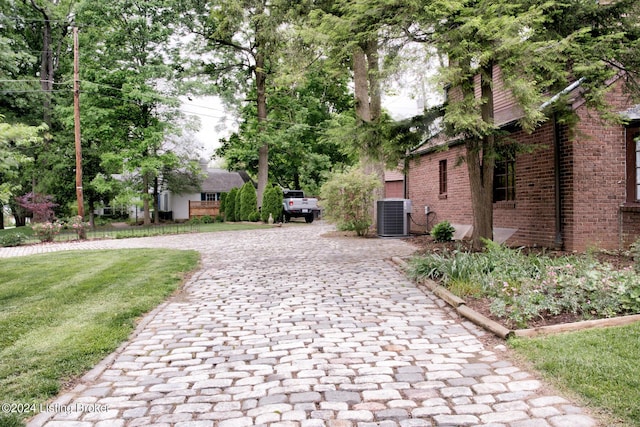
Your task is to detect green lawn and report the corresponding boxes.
[510,323,640,427]
[0,221,270,245]
[0,249,199,426]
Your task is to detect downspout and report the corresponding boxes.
[403,151,409,199]
[542,79,583,250]
[553,113,564,249]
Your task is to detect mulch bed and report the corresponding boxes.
[402,233,636,330]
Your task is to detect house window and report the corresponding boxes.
[493,158,516,202]
[439,160,447,195]
[626,127,640,202]
[201,192,220,201]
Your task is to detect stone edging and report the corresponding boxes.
[390,256,640,339]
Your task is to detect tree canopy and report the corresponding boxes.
[0,0,637,235]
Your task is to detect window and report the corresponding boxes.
[201,192,220,201]
[493,157,516,202]
[439,160,447,195]
[626,127,640,202]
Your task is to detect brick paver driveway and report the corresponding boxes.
[8,222,598,426]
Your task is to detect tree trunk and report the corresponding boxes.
[365,40,385,205]
[467,64,496,249]
[353,46,371,123]
[88,199,95,229]
[354,42,385,225]
[153,176,160,224]
[0,207,4,229]
[256,49,268,208]
[142,174,151,225]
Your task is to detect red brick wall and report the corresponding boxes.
[407,143,473,234]
[407,83,639,250]
[384,180,404,199]
[564,83,629,250]
[494,122,558,248]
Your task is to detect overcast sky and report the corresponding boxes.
[181,93,425,162]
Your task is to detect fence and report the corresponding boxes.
[23,223,201,245]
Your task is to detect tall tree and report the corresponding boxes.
[200,0,292,207]
[0,117,43,228]
[415,0,640,248]
[1,0,75,199]
[215,63,354,194]
[74,0,189,225]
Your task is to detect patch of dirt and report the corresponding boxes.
[402,233,636,330]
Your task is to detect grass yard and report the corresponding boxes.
[0,249,199,426]
[510,323,640,426]
[0,221,271,246]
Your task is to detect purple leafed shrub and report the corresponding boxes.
[15,192,58,223]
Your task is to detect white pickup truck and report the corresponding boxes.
[282,190,320,223]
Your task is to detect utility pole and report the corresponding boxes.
[73,27,86,239]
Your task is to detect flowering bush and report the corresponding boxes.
[32,221,63,242]
[68,215,90,238]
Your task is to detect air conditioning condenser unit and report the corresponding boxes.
[377,198,412,237]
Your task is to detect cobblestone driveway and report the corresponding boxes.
[3,222,598,427]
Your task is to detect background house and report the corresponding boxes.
[159,167,252,221]
[404,70,640,252]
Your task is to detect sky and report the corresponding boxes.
[181,93,424,163]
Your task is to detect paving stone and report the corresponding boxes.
[22,225,598,427]
[549,414,598,427]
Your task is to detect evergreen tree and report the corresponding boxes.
[260,185,283,223]
[239,182,257,221]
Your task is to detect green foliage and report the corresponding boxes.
[248,211,261,222]
[408,242,640,328]
[320,167,380,236]
[261,186,284,223]
[239,182,258,221]
[0,118,42,204]
[234,186,242,222]
[200,215,214,224]
[0,233,26,248]
[220,192,227,214]
[225,188,238,222]
[430,220,455,242]
[631,237,640,273]
[31,222,63,243]
[216,64,355,194]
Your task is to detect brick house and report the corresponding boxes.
[403,70,640,252]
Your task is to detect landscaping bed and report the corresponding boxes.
[404,234,640,331]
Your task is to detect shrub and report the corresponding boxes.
[234,187,242,221]
[431,220,455,242]
[68,215,90,238]
[0,233,26,247]
[632,237,640,273]
[215,214,225,223]
[188,216,202,225]
[32,221,63,242]
[225,188,238,222]
[15,192,57,223]
[220,192,227,214]
[239,183,257,221]
[261,186,284,223]
[320,167,380,236]
[408,242,640,328]
[200,215,214,224]
[248,211,261,222]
